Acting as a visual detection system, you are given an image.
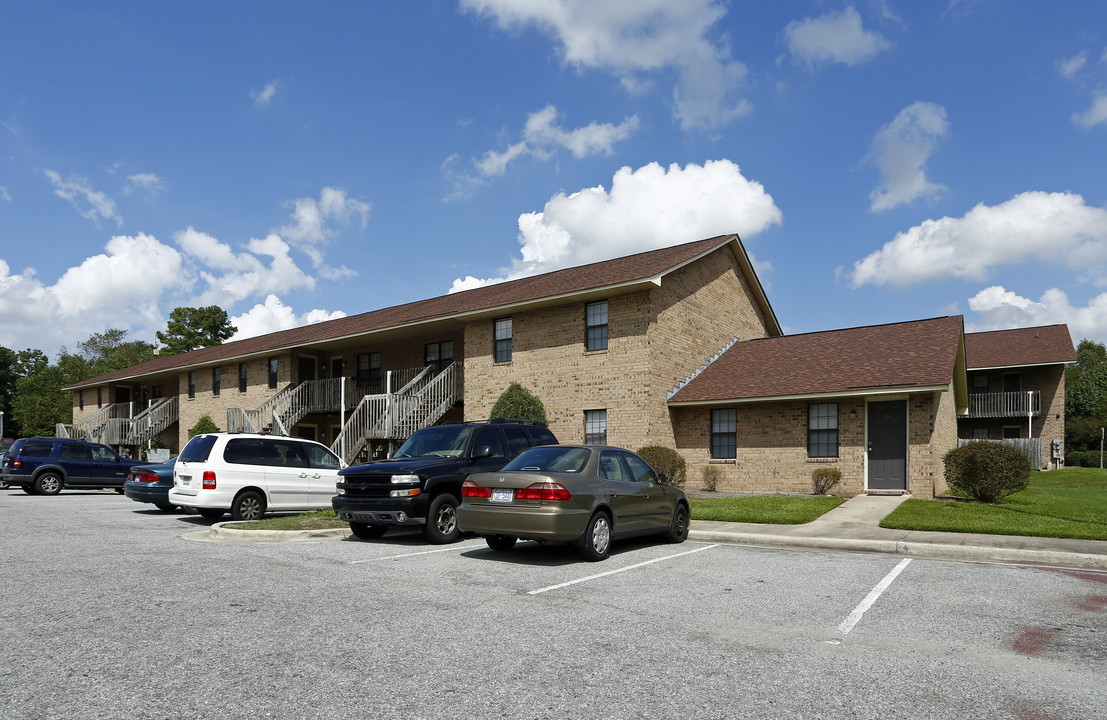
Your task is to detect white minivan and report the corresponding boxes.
[169,432,345,521]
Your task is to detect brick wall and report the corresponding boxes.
[672,390,957,498]
[463,245,771,451]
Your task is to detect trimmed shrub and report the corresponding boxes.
[811,467,841,495]
[701,465,723,492]
[636,445,687,488]
[188,414,220,438]
[489,383,547,424]
[943,441,1031,503]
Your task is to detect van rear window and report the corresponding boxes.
[179,435,218,463]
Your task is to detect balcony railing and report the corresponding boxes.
[966,390,1040,419]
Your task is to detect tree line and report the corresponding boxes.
[0,307,235,439]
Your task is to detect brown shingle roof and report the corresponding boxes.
[963,324,1076,369]
[71,234,770,389]
[668,316,965,404]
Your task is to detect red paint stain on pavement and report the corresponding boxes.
[1057,569,1107,585]
[1012,627,1059,656]
[1005,700,1064,720]
[1072,594,1107,612]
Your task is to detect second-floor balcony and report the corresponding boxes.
[966,390,1040,419]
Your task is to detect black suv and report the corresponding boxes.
[1,437,140,495]
[333,418,558,543]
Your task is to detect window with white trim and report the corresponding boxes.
[807,402,838,458]
[711,408,737,459]
[584,409,607,445]
[585,300,608,351]
[494,317,512,363]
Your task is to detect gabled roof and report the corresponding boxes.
[668,316,966,405]
[68,234,779,389]
[963,324,1076,370]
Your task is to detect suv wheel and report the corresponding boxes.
[0,479,9,489]
[424,493,461,544]
[231,491,266,521]
[35,472,63,496]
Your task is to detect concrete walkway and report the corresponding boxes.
[689,494,1107,570]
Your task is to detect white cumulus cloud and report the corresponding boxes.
[461,0,750,129]
[277,186,368,278]
[176,228,316,307]
[849,191,1107,288]
[229,294,347,341]
[449,159,781,290]
[785,6,891,67]
[967,285,1107,344]
[0,233,187,353]
[864,101,949,212]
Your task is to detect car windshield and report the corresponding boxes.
[393,426,473,458]
[179,434,218,463]
[502,447,591,473]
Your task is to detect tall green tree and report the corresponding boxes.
[1065,339,1107,451]
[156,306,237,356]
[78,329,156,375]
[0,347,48,438]
[12,351,89,437]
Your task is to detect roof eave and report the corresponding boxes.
[668,383,953,407]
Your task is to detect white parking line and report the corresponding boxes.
[528,544,720,595]
[350,541,484,563]
[836,557,912,635]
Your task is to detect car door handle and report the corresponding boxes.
[299,472,308,478]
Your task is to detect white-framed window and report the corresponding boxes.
[711,408,737,459]
[585,300,608,351]
[807,402,838,458]
[584,409,607,445]
[494,317,513,363]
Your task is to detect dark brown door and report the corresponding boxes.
[868,400,907,491]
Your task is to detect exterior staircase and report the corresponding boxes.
[57,397,179,450]
[227,364,462,465]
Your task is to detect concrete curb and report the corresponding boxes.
[688,529,1107,570]
[209,521,352,542]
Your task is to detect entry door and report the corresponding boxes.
[867,400,907,491]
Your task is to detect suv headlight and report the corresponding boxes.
[390,474,419,484]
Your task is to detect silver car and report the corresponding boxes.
[457,445,689,561]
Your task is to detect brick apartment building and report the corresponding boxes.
[63,234,1074,498]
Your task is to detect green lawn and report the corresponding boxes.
[690,495,845,524]
[879,467,1107,540]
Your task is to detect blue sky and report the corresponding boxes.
[2,1,1106,358]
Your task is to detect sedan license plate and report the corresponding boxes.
[491,488,514,503]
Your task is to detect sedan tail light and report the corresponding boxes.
[129,469,160,483]
[461,480,491,498]
[202,471,217,490]
[514,482,571,501]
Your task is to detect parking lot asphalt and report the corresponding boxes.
[207,494,1107,571]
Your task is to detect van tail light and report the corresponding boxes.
[515,482,571,501]
[461,480,491,498]
[202,471,217,490]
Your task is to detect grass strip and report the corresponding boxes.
[690,495,845,524]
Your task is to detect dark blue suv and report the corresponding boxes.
[0,437,140,495]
